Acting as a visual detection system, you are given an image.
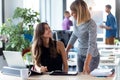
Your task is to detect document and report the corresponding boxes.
[90,68,112,77]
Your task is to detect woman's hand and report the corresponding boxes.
[99,25,105,28]
[35,65,48,73]
[41,66,48,72]
[82,53,92,74]
[65,49,69,59]
[65,44,73,59]
[83,62,90,74]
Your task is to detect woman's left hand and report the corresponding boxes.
[83,63,90,74]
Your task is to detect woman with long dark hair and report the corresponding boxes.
[32,22,68,72]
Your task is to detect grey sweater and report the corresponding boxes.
[68,19,99,57]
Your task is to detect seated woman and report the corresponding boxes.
[31,22,68,73]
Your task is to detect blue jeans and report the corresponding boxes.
[77,54,100,72]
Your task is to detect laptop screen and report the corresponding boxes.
[3,51,26,68]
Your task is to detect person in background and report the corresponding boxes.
[100,4,117,45]
[65,0,100,74]
[62,11,73,30]
[31,22,68,73]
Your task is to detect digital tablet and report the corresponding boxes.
[49,71,78,76]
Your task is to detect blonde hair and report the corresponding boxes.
[70,0,91,25]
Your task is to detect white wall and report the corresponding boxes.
[23,0,39,12]
[85,0,115,44]
[45,0,51,26]
[66,0,74,12]
[4,0,23,22]
[40,0,46,24]
[0,0,2,25]
[51,0,63,30]
[84,0,115,21]
[40,0,63,30]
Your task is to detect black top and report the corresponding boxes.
[40,41,63,72]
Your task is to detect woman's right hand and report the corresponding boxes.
[65,49,69,59]
[41,66,48,72]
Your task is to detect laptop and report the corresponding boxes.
[3,51,26,68]
[2,51,42,76]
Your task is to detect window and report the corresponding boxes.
[23,0,39,12]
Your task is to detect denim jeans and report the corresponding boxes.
[77,54,100,72]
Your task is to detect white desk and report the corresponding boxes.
[98,44,120,49]
[0,72,115,80]
[99,56,120,80]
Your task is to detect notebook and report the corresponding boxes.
[49,70,78,76]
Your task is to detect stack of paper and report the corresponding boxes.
[90,68,112,77]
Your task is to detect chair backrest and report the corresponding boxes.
[52,30,73,47]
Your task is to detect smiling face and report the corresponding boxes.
[71,10,77,20]
[42,24,52,38]
[105,5,111,14]
[105,7,111,13]
[70,0,91,25]
[34,22,52,41]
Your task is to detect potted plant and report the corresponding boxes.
[0,7,40,61]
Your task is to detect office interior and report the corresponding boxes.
[0,0,120,80]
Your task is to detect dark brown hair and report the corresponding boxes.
[106,4,111,9]
[32,22,57,67]
[64,11,70,14]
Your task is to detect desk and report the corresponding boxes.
[98,44,120,49]
[0,72,114,80]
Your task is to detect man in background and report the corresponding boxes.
[100,4,117,45]
[62,11,73,30]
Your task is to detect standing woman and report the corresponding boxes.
[66,0,100,74]
[32,22,68,73]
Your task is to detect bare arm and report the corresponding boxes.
[83,53,92,74]
[65,33,78,55]
[99,25,111,30]
[57,41,68,72]
[34,61,48,73]
[65,44,73,54]
[103,26,111,30]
